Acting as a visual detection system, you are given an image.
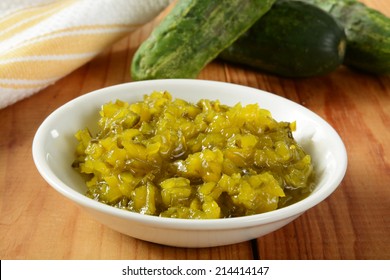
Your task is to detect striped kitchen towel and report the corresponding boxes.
[0,0,172,109]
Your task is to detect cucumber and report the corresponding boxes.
[219,0,347,78]
[131,0,276,80]
[298,0,390,74]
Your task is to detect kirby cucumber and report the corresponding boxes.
[219,0,347,77]
[299,0,390,74]
[131,0,276,80]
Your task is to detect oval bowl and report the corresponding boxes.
[32,79,347,248]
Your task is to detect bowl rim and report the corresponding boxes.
[32,79,348,230]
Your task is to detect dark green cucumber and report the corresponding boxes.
[131,0,276,80]
[219,0,347,77]
[298,0,390,74]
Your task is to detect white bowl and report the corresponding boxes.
[32,79,347,248]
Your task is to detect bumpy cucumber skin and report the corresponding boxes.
[299,0,390,74]
[131,0,276,81]
[219,0,347,77]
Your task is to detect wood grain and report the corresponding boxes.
[1,0,389,260]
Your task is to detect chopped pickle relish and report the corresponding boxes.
[72,91,315,219]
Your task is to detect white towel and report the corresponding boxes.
[0,0,172,109]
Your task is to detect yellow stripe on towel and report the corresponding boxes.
[0,25,138,59]
[1,53,97,81]
[0,78,59,90]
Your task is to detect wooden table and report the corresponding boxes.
[1,0,389,260]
